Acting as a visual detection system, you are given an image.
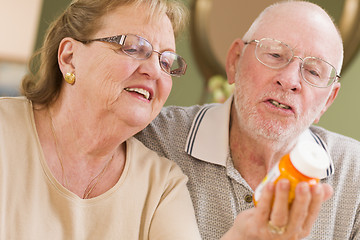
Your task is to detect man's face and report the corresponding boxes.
[231,6,342,141]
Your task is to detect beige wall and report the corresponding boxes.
[0,0,43,62]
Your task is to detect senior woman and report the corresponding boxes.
[0,0,201,239]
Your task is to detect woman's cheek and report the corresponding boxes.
[161,77,173,101]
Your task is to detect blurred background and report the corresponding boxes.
[1,0,359,141]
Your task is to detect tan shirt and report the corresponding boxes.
[0,97,201,240]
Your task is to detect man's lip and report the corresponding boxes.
[265,98,294,111]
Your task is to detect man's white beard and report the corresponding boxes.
[232,82,324,142]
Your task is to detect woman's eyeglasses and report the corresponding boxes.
[78,34,187,77]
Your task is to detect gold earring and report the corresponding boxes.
[65,72,75,85]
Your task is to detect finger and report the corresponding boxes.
[270,178,290,227]
[287,182,311,234]
[255,182,279,237]
[322,183,334,202]
[255,181,276,221]
[301,183,333,237]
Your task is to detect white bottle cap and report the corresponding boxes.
[290,140,330,179]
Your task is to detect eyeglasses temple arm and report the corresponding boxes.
[76,35,127,45]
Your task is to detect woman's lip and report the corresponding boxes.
[125,90,151,102]
[124,87,150,100]
[124,85,154,101]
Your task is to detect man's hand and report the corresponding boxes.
[221,179,333,239]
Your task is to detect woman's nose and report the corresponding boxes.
[138,52,162,79]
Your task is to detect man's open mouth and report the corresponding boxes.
[269,99,291,110]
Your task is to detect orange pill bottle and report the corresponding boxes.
[253,140,330,206]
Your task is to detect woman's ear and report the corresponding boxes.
[226,39,245,84]
[58,37,77,75]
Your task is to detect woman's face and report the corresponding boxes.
[69,4,176,132]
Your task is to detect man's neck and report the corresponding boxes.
[229,113,296,190]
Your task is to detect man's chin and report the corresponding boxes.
[251,123,301,142]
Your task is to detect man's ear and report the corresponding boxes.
[314,82,341,123]
[226,39,245,84]
[58,37,77,75]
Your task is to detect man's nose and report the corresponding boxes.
[275,59,302,92]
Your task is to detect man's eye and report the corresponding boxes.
[309,69,321,77]
[269,53,281,58]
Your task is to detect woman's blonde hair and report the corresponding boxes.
[21,0,188,105]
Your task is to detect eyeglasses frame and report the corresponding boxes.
[77,34,187,77]
[244,38,341,88]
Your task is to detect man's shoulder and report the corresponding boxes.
[149,103,218,129]
[310,125,360,162]
[310,125,360,148]
[135,103,218,157]
[157,104,214,120]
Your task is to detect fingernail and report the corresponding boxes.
[299,182,310,193]
[313,184,321,195]
[279,179,290,190]
[267,182,275,191]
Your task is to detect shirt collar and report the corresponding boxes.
[185,96,232,166]
[184,95,334,177]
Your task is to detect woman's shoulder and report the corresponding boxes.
[0,96,30,108]
[0,96,32,125]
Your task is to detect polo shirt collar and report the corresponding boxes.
[184,96,334,177]
[185,97,232,166]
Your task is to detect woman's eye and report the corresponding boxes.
[123,48,138,55]
[161,61,171,71]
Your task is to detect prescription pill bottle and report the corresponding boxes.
[253,140,330,206]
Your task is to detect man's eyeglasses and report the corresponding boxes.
[244,38,341,88]
[78,34,187,77]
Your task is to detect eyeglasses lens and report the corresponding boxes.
[255,39,293,69]
[301,57,337,87]
[121,35,152,59]
[160,52,187,76]
[121,35,186,77]
[255,38,337,87]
